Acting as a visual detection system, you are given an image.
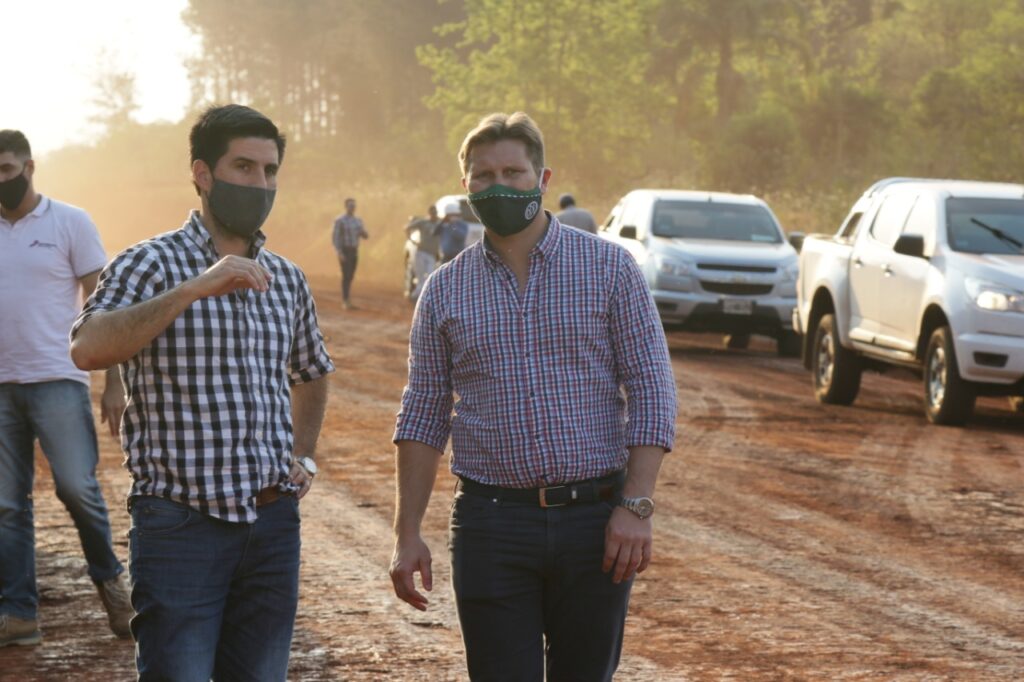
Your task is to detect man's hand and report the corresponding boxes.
[389,534,433,611]
[287,460,314,500]
[603,506,653,584]
[99,367,125,439]
[189,255,272,298]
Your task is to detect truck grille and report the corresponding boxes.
[697,263,777,273]
[700,281,774,295]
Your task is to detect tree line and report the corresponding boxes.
[43,0,1024,275]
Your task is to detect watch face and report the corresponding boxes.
[635,498,655,517]
[299,457,317,476]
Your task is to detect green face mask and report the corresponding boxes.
[467,181,543,237]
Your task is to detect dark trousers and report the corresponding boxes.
[339,247,359,301]
[129,495,301,681]
[449,493,632,682]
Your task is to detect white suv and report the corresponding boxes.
[600,189,801,355]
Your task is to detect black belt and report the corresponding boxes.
[456,470,624,508]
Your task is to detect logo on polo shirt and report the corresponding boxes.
[29,240,58,249]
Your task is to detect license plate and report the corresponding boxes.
[722,299,753,315]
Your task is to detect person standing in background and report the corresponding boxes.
[436,202,468,264]
[0,129,133,647]
[332,197,369,309]
[405,204,441,303]
[556,193,598,233]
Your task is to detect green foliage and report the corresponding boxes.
[43,0,1024,280]
[418,0,669,190]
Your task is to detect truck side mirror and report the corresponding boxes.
[788,232,805,253]
[620,225,638,240]
[893,234,926,258]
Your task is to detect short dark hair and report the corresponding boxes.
[0,130,32,159]
[559,193,575,209]
[189,105,285,193]
[345,198,356,205]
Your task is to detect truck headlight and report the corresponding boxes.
[657,257,695,277]
[964,277,1024,313]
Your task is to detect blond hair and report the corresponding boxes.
[458,112,545,177]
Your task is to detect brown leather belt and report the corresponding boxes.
[255,486,293,507]
[456,470,624,508]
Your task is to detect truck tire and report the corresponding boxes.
[812,314,861,405]
[776,330,801,358]
[724,333,750,350]
[923,326,975,425]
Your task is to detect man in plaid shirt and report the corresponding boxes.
[71,105,333,681]
[331,197,368,308]
[389,112,677,681]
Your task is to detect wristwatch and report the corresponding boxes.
[296,456,318,477]
[618,496,655,520]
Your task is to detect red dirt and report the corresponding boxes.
[4,280,1023,680]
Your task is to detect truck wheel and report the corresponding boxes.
[724,333,750,350]
[812,314,861,405]
[776,330,801,358]
[923,326,975,425]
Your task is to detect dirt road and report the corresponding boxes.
[4,280,1023,680]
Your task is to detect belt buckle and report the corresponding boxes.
[539,485,570,508]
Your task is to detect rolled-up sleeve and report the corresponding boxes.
[392,277,454,451]
[70,245,165,341]
[288,272,335,385]
[607,250,677,451]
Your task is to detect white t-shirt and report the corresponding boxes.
[0,196,107,385]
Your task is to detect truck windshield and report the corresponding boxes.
[651,201,782,243]
[946,197,1024,255]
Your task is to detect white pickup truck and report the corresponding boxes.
[795,178,1024,425]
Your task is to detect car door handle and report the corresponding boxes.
[853,258,864,268]
[883,264,894,276]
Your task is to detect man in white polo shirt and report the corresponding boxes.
[0,130,133,646]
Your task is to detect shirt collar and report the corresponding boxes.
[0,195,50,226]
[183,209,267,259]
[29,195,51,218]
[482,211,563,266]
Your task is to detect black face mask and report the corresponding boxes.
[0,168,29,210]
[467,183,543,238]
[208,178,276,238]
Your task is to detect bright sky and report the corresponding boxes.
[5,0,196,155]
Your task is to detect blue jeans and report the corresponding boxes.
[0,380,123,620]
[129,495,301,681]
[449,493,633,682]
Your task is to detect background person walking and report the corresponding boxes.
[0,129,133,647]
[332,197,369,308]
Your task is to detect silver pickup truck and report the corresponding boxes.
[795,178,1024,425]
[599,189,801,356]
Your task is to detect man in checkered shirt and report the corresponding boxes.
[389,112,677,681]
[70,105,333,681]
